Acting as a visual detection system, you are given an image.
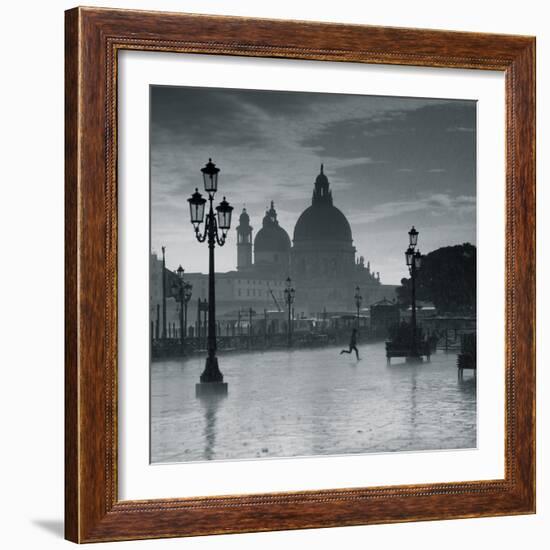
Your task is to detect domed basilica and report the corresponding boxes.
[235,165,395,316]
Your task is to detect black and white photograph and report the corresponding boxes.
[2,0,543,547]
[149,85,477,464]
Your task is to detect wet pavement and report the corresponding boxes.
[151,341,476,463]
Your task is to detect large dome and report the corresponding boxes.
[293,204,352,242]
[293,165,353,243]
[254,201,291,252]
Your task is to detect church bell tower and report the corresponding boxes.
[236,208,253,271]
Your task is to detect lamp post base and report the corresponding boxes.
[199,355,224,382]
[196,355,227,396]
[196,381,228,397]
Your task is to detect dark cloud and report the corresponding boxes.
[150,86,476,284]
[151,86,272,149]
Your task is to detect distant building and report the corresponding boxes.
[252,201,291,276]
[370,297,401,336]
[289,165,396,315]
[236,207,253,271]
[236,200,291,277]
[151,165,397,325]
[182,272,287,310]
[149,252,180,337]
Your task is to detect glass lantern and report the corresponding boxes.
[201,158,220,194]
[414,250,422,269]
[188,188,206,226]
[405,247,414,267]
[216,197,233,231]
[408,226,419,247]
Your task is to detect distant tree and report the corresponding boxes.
[396,243,476,314]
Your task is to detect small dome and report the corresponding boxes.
[254,201,291,252]
[239,208,250,224]
[255,225,291,252]
[239,208,250,223]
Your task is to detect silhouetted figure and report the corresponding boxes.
[340,328,360,360]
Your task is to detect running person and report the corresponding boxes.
[340,328,360,360]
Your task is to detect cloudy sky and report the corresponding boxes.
[150,85,476,285]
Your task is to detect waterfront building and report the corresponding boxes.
[151,165,397,327]
[290,165,396,315]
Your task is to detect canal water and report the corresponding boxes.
[151,341,476,463]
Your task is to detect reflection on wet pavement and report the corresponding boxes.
[151,342,476,463]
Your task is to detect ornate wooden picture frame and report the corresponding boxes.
[65,6,535,543]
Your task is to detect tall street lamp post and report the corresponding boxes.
[155,304,160,341]
[405,226,422,361]
[188,159,233,396]
[173,265,193,351]
[183,279,192,342]
[284,277,295,348]
[248,307,255,349]
[161,246,167,339]
[354,285,363,328]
